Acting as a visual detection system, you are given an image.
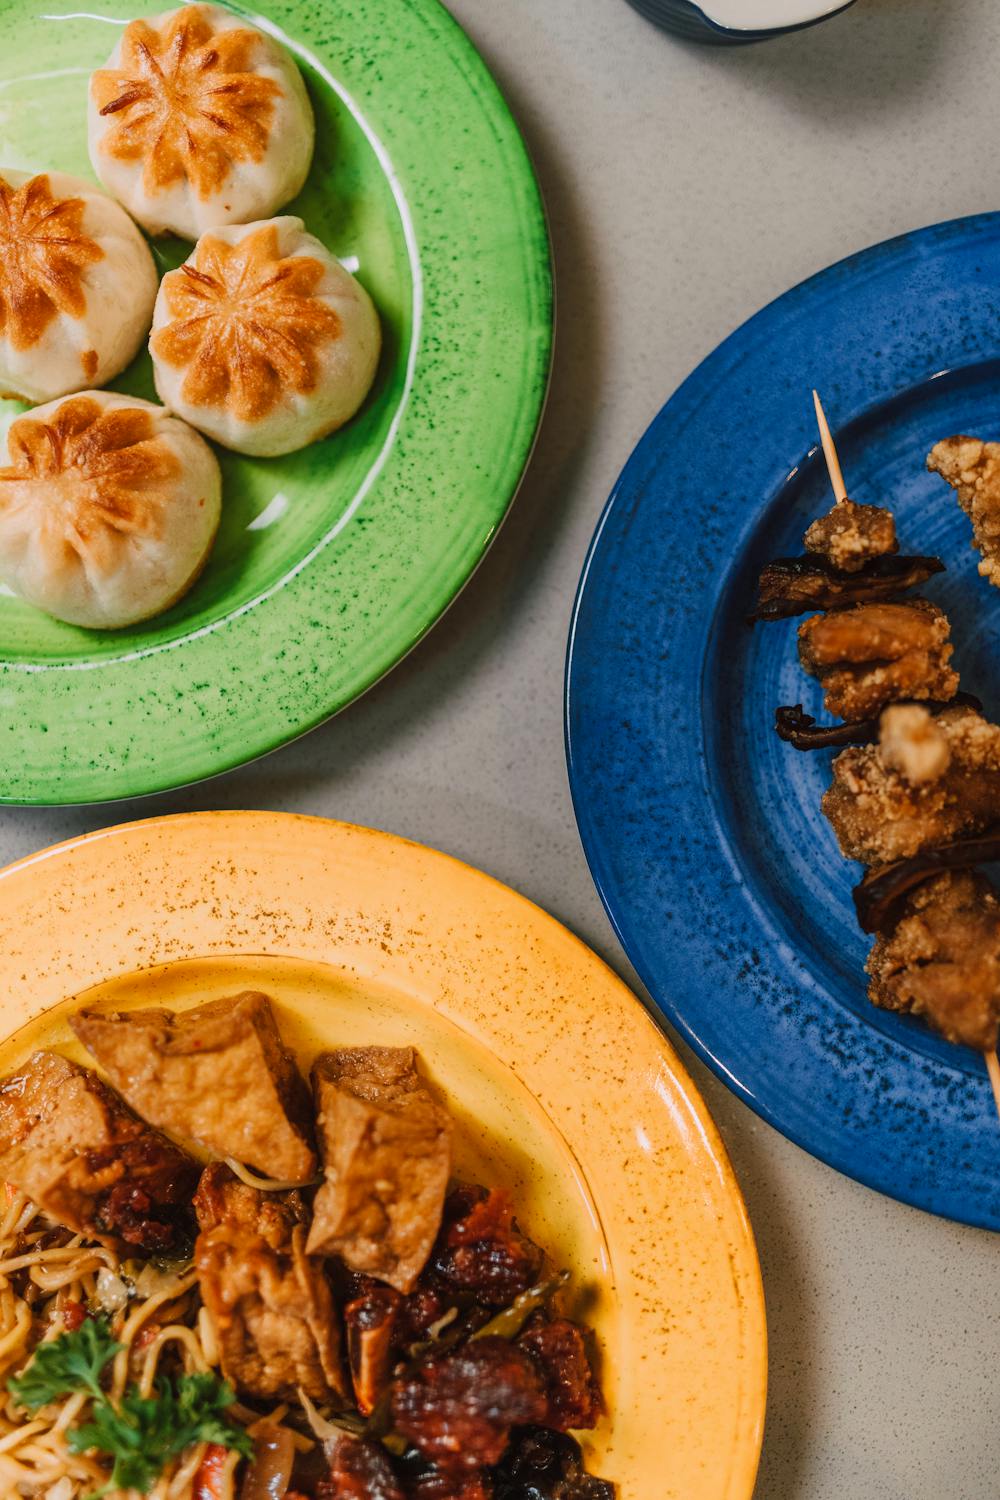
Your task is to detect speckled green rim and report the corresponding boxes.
[0,0,552,804]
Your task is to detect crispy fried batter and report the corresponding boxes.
[823,703,1000,864]
[928,436,1000,588]
[867,871,1000,1050]
[804,499,897,572]
[798,599,959,720]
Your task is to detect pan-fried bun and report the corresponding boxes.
[0,391,221,629]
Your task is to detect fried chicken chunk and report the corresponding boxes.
[928,436,1000,589]
[0,1051,196,1253]
[71,993,316,1184]
[804,499,898,573]
[306,1047,452,1292]
[194,1162,345,1404]
[798,599,959,721]
[823,703,1000,864]
[867,871,1000,1050]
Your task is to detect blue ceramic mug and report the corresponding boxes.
[626,0,857,43]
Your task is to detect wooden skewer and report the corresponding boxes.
[811,390,1000,1125]
[985,1050,1000,1126]
[812,389,849,504]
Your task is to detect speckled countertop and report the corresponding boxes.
[2,0,999,1494]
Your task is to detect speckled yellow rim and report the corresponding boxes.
[0,812,766,1498]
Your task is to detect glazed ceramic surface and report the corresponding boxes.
[0,0,552,804]
[0,812,766,1500]
[567,213,1000,1227]
[625,0,855,43]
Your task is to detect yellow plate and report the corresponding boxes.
[0,812,766,1498]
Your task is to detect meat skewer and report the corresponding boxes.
[757,392,1000,1120]
[750,396,940,624]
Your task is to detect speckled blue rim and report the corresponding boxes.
[625,0,856,43]
[567,212,1000,1229]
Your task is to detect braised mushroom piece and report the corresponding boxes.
[797,599,959,721]
[853,827,1000,933]
[343,1277,401,1416]
[306,1046,452,1291]
[928,435,1000,589]
[194,1161,346,1404]
[0,1050,196,1253]
[751,552,944,622]
[71,991,316,1183]
[492,1427,616,1500]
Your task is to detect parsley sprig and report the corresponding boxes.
[8,1323,252,1493]
[68,1371,253,1494]
[8,1319,121,1410]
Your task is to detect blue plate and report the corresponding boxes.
[566,213,1000,1229]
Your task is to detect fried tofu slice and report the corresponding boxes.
[0,1050,196,1252]
[928,436,1000,588]
[71,992,315,1184]
[194,1162,345,1403]
[306,1047,452,1293]
[798,599,959,720]
[823,703,1000,864]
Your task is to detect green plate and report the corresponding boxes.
[0,0,552,804]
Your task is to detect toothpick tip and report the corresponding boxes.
[812,391,848,504]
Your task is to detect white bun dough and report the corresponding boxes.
[0,391,221,629]
[0,169,157,404]
[150,217,381,457]
[88,3,315,241]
